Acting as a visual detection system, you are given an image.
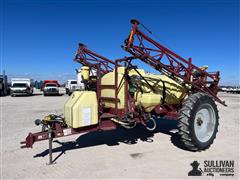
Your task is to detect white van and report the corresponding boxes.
[10,78,33,96]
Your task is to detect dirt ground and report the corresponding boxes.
[1,90,239,179]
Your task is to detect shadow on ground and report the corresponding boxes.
[10,93,43,97]
[34,118,189,162]
[43,93,64,96]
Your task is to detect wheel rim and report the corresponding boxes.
[194,103,216,143]
[145,117,156,131]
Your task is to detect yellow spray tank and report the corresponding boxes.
[132,72,188,112]
[64,67,188,128]
[101,67,126,109]
[64,91,98,128]
[100,67,188,112]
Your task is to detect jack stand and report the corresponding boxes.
[47,126,56,165]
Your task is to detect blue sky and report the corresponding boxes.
[1,0,239,85]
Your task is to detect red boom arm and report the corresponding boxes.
[123,19,226,106]
[74,43,115,74]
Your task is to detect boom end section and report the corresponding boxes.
[78,43,86,47]
[130,19,140,25]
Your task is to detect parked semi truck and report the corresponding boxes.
[10,78,33,96]
[0,73,8,96]
[43,80,60,96]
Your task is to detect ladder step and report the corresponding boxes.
[100,113,117,119]
[100,97,120,102]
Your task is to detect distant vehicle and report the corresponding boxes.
[43,80,60,96]
[0,73,8,96]
[65,80,77,96]
[226,87,240,94]
[220,86,240,94]
[10,78,34,96]
[219,87,227,92]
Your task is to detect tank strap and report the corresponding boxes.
[157,79,166,105]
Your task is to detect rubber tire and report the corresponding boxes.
[177,92,219,151]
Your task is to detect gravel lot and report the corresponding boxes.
[1,91,239,179]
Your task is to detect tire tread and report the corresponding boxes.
[177,92,219,151]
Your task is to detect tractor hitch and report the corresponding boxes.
[20,118,117,164]
[20,130,49,149]
[20,133,35,148]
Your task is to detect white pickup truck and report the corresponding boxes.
[10,78,33,96]
[65,80,78,96]
[43,80,60,96]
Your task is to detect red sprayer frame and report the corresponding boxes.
[20,20,226,164]
[74,43,115,74]
[124,19,226,106]
[20,45,135,150]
